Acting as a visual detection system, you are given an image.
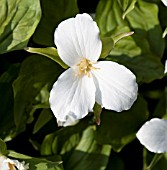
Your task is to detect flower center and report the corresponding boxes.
[77,58,97,77]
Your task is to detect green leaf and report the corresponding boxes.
[143,149,166,170]
[41,119,111,170]
[126,0,165,58]
[0,64,20,140]
[112,31,134,44]
[100,36,114,58]
[64,126,111,170]
[96,0,126,35]
[107,26,141,57]
[0,0,41,54]
[96,0,165,58]
[25,47,68,69]
[0,139,7,155]
[41,118,89,156]
[107,54,164,83]
[118,0,137,19]
[13,55,63,132]
[8,151,63,170]
[32,0,79,46]
[95,96,149,152]
[33,109,53,134]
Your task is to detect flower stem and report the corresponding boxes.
[144,153,163,170]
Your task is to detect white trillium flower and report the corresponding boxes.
[0,156,29,170]
[49,13,138,126]
[161,0,167,6]
[136,118,167,153]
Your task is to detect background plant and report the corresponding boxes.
[0,0,166,170]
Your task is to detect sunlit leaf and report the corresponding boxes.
[41,118,89,156]
[64,126,111,170]
[117,0,137,19]
[0,0,41,54]
[96,0,165,58]
[112,31,134,44]
[41,119,111,170]
[25,47,68,69]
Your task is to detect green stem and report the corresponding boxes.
[144,154,163,170]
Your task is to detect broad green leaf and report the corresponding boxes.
[41,119,111,170]
[0,64,20,141]
[25,47,68,69]
[64,126,111,170]
[107,54,164,83]
[32,0,79,46]
[13,55,63,132]
[117,0,137,19]
[41,118,89,156]
[0,139,7,155]
[96,0,165,58]
[96,0,126,35]
[126,0,165,58]
[95,96,149,152]
[0,0,41,54]
[33,109,53,134]
[8,151,63,170]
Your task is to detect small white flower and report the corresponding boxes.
[49,13,138,126]
[136,118,167,153]
[0,156,29,170]
[161,0,167,6]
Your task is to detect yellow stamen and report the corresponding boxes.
[77,58,98,77]
[8,163,15,170]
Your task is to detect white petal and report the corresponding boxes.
[136,118,167,153]
[54,13,102,67]
[162,0,167,6]
[92,61,138,112]
[13,160,29,170]
[0,156,9,170]
[165,60,167,74]
[49,68,96,125]
[57,114,79,127]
